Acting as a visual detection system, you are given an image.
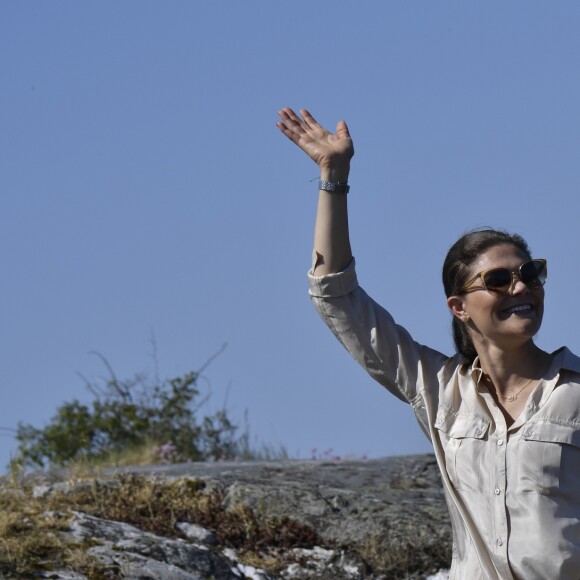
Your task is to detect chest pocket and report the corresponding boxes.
[516,421,580,495]
[435,412,490,494]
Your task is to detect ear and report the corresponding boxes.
[447,295,469,322]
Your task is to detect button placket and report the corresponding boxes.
[492,430,510,572]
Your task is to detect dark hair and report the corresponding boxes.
[442,228,532,362]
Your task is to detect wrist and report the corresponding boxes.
[320,163,350,183]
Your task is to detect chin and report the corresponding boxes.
[505,326,542,347]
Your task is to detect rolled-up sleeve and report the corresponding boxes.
[308,258,449,406]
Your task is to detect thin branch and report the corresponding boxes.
[221,381,233,411]
[191,389,213,416]
[149,328,161,387]
[89,351,132,402]
[89,350,119,385]
[196,343,228,376]
[0,426,16,440]
[77,371,104,400]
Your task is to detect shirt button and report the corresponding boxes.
[497,439,504,446]
[475,428,482,436]
[497,538,504,546]
[494,488,501,495]
[524,430,533,438]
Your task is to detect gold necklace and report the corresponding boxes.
[482,374,535,403]
[494,377,534,403]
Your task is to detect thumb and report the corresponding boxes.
[336,120,351,140]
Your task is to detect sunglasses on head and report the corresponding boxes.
[460,259,548,295]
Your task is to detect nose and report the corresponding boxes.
[508,274,530,295]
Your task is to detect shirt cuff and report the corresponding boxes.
[307,254,359,298]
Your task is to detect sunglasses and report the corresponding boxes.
[460,259,548,294]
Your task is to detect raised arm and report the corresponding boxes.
[276,108,355,275]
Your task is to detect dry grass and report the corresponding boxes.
[359,524,451,579]
[1,460,450,578]
[65,438,161,472]
[0,478,107,577]
[62,473,321,572]
[0,470,322,578]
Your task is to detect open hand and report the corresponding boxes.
[276,108,354,171]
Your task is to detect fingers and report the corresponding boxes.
[277,107,320,146]
[277,108,302,131]
[300,109,322,130]
[277,108,339,139]
[276,108,305,144]
[279,107,304,128]
[276,120,301,144]
[278,107,324,132]
[335,120,351,140]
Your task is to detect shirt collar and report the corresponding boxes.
[469,346,580,383]
[470,356,484,384]
[549,346,580,375]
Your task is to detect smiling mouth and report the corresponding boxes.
[503,304,533,316]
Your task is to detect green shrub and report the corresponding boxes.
[12,354,243,470]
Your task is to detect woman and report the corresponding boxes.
[276,107,580,579]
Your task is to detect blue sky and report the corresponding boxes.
[1,2,580,471]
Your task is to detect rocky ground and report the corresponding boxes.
[12,454,453,579]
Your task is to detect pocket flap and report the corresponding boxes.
[435,410,489,439]
[522,422,580,447]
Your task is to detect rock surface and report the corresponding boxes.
[31,454,452,579]
[66,511,241,579]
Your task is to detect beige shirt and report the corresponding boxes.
[308,259,580,580]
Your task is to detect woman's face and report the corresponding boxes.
[449,243,545,351]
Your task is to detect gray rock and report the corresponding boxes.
[38,572,87,579]
[66,511,240,579]
[27,455,452,579]
[176,522,218,545]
